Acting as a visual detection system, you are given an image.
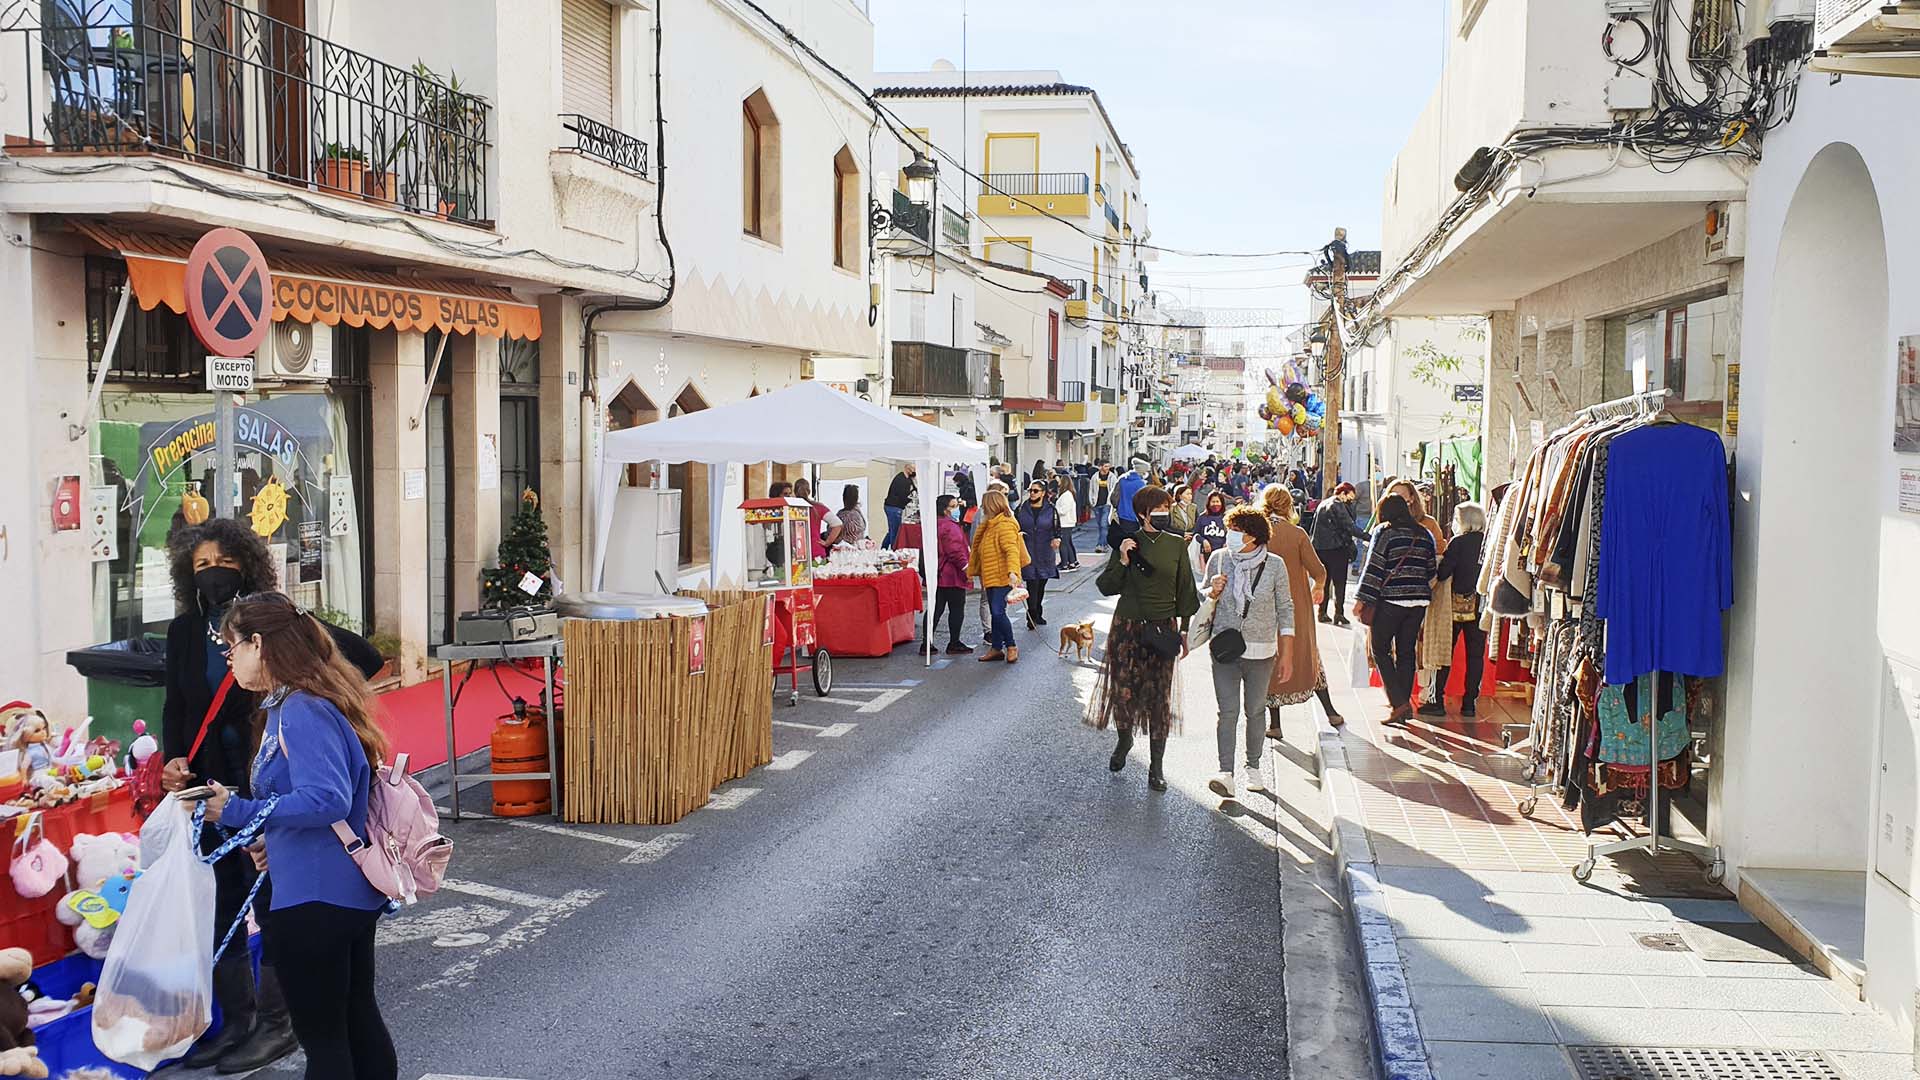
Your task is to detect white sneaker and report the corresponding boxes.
[1241,764,1265,793]
[1207,772,1235,798]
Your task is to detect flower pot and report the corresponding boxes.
[317,157,366,198]
[361,169,397,204]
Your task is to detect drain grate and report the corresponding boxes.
[1568,1045,1844,1080]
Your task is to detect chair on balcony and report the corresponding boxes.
[39,1,149,147]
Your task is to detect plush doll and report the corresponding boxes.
[0,948,47,1079]
[54,834,141,960]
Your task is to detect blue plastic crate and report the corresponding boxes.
[29,937,261,1079]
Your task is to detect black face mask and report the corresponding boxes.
[1148,511,1172,531]
[195,566,246,610]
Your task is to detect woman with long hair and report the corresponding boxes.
[1387,480,1451,710]
[1014,479,1063,629]
[1053,479,1081,572]
[966,489,1030,663]
[1355,494,1438,725]
[159,519,379,1073]
[203,591,397,1080]
[1168,484,1199,537]
[1203,506,1294,800]
[932,494,973,655]
[1310,482,1368,626]
[1089,485,1201,792]
[1420,502,1490,719]
[1258,485,1345,732]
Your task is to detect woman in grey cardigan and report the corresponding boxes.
[1203,505,1295,801]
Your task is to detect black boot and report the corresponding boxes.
[1266,705,1284,742]
[1110,730,1134,773]
[218,965,299,1073]
[1147,738,1168,792]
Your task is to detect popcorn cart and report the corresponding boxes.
[741,497,832,704]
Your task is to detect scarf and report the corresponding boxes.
[1227,544,1267,610]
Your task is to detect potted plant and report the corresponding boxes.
[317,142,366,198]
[368,631,403,684]
[362,121,409,205]
[412,61,486,220]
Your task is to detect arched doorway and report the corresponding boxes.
[608,379,660,488]
[1739,144,1889,888]
[668,385,711,565]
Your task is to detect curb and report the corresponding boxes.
[1316,727,1435,1080]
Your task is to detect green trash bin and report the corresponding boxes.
[66,636,167,751]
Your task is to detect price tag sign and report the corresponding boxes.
[517,570,543,596]
[206,356,255,393]
[688,616,707,676]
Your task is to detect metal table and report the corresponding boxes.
[431,637,564,821]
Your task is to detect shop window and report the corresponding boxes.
[742,89,781,243]
[86,257,196,384]
[498,336,541,526]
[424,331,454,647]
[833,145,859,270]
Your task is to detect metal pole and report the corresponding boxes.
[442,657,459,820]
[1321,228,1349,490]
[543,650,561,821]
[214,389,236,517]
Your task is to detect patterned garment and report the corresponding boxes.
[1267,663,1328,709]
[1086,618,1183,739]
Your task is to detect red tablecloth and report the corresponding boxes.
[812,569,923,657]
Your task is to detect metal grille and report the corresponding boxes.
[1568,1046,1844,1080]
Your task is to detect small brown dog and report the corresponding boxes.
[1057,619,1096,661]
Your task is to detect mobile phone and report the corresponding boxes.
[174,785,216,802]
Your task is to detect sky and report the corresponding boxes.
[868,0,1448,333]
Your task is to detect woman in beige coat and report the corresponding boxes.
[1260,485,1345,734]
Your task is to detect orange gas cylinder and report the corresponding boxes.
[490,702,551,817]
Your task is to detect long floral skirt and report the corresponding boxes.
[1267,663,1328,709]
[1086,617,1182,740]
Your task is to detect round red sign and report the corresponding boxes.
[184,227,272,358]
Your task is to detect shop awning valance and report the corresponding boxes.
[71,220,541,340]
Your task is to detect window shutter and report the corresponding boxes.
[561,0,615,125]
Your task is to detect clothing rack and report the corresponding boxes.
[1578,386,1673,422]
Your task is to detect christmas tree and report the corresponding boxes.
[484,488,553,609]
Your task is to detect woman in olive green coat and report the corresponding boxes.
[1087,484,1201,792]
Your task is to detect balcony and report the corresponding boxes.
[1060,379,1087,403]
[978,171,1090,218]
[1060,276,1088,318]
[7,0,492,225]
[891,341,995,400]
[940,204,969,247]
[560,113,647,177]
[882,189,932,244]
[1377,0,1746,316]
[1104,202,1120,231]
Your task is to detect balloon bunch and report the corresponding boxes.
[1256,377,1328,437]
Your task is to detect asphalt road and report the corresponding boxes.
[215,526,1372,1080]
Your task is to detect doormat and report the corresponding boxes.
[1567,1045,1841,1080]
[1677,920,1800,965]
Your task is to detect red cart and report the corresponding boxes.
[743,497,834,706]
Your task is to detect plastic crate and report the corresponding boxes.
[29,937,260,1079]
[1,789,141,967]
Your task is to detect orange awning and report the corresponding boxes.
[72,220,541,340]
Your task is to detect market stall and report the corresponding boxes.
[812,557,923,658]
[591,381,989,665]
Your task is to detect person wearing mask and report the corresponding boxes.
[1110,458,1149,549]
[1014,479,1063,629]
[1089,485,1200,792]
[1311,482,1369,627]
[160,518,381,1073]
[883,465,916,548]
[1194,491,1231,564]
[966,489,1029,663]
[1384,480,1450,710]
[1054,479,1081,572]
[793,478,840,558]
[202,592,397,1080]
[1259,485,1344,733]
[1203,506,1295,799]
[835,485,868,548]
[1091,462,1116,553]
[954,465,978,512]
[1168,484,1199,537]
[932,495,973,655]
[1420,502,1489,719]
[1355,494,1438,726]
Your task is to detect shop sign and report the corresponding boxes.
[688,615,707,675]
[1452,383,1483,403]
[147,409,303,478]
[206,356,255,393]
[184,228,272,358]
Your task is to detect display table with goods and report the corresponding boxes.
[810,548,924,658]
[557,590,773,826]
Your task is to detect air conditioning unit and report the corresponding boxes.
[259,321,334,381]
[1814,0,1920,76]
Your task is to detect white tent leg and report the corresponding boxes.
[919,456,940,666]
[708,462,726,591]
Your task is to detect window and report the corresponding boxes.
[742,89,781,242]
[498,336,540,527]
[832,146,859,270]
[1047,310,1060,398]
[1663,305,1689,398]
[983,237,1032,269]
[560,0,616,125]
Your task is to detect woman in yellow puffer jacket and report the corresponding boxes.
[966,489,1031,663]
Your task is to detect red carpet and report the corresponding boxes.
[375,662,557,771]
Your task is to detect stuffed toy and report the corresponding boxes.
[0,948,46,1078]
[54,834,141,960]
[0,706,52,783]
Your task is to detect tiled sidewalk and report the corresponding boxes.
[1310,624,1909,1080]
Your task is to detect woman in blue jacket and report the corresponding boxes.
[206,591,397,1080]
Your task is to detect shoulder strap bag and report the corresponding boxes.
[1353,539,1418,628]
[1208,559,1266,664]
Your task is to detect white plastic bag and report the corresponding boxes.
[93,794,214,1070]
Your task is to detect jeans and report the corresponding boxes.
[985,586,1015,650]
[267,902,397,1080]
[1212,654,1278,770]
[933,586,967,646]
[1317,550,1351,618]
[1025,577,1048,624]
[1093,503,1111,549]
[1370,601,1426,709]
[1433,619,1490,703]
[883,505,904,548]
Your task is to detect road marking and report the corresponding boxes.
[818,722,858,737]
[772,719,856,737]
[437,878,552,909]
[773,718,829,731]
[420,887,602,990]
[433,932,490,948]
[706,786,761,810]
[420,1075,533,1080]
[503,819,691,865]
[855,689,909,713]
[834,679,922,689]
[811,696,873,709]
[766,749,813,771]
[375,902,511,946]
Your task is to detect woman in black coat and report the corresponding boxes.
[160,517,382,1073]
[1309,482,1369,626]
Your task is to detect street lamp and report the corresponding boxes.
[902,149,937,208]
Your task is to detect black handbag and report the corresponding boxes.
[1209,561,1266,664]
[1140,620,1182,660]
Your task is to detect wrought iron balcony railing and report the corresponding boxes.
[1060,380,1087,403]
[1059,278,1088,301]
[560,113,647,177]
[5,0,492,224]
[892,341,995,399]
[940,204,969,246]
[1104,202,1120,230]
[981,171,1090,197]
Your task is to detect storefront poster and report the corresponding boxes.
[479,433,500,492]
[404,469,426,501]
[298,520,323,584]
[1900,468,1920,516]
[329,475,353,537]
[87,487,118,562]
[139,547,174,624]
[1897,336,1920,453]
[688,616,707,676]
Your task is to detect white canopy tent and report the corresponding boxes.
[1170,443,1212,462]
[592,381,991,664]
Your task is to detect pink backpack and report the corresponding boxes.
[282,720,452,907]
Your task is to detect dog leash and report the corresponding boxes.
[190,795,279,964]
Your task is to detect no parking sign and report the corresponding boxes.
[185,227,272,359]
